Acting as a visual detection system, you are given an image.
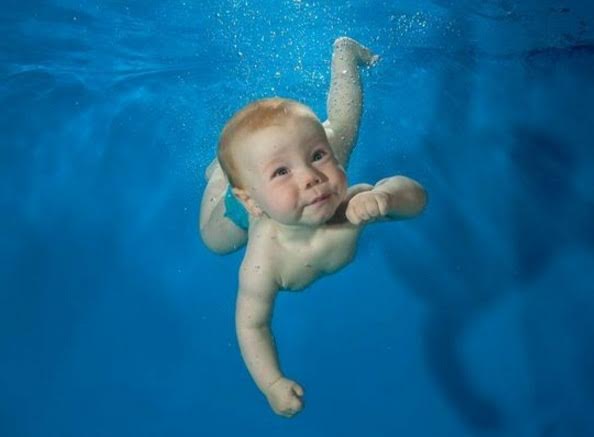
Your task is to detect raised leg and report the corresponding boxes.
[323,37,379,168]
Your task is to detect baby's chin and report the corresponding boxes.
[304,203,342,226]
[275,194,344,226]
[275,210,334,228]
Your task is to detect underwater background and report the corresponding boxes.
[2,0,594,436]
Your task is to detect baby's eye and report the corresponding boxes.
[312,149,327,162]
[272,167,289,178]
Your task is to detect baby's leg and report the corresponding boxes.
[323,37,378,168]
[199,159,248,254]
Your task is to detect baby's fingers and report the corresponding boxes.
[346,203,366,225]
[282,393,304,418]
[292,383,304,398]
[358,196,388,222]
[362,193,390,219]
[363,198,381,218]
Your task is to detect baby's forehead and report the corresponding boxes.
[255,126,326,157]
[247,115,325,141]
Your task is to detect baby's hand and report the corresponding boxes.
[346,191,390,225]
[265,377,304,418]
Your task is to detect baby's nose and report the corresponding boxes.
[305,177,321,189]
[302,169,322,189]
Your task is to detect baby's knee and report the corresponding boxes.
[204,158,222,181]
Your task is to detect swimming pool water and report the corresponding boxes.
[1,1,594,436]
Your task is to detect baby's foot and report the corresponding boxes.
[333,36,380,67]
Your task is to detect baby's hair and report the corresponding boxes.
[217,97,319,188]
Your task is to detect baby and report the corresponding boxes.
[199,37,427,417]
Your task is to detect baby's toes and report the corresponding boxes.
[333,36,378,66]
[367,53,380,67]
[333,36,355,51]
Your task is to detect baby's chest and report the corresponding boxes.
[278,230,358,291]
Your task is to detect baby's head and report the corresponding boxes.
[218,98,320,188]
[217,97,347,226]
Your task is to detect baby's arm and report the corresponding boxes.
[323,37,378,168]
[236,257,304,418]
[346,176,427,225]
[199,160,248,254]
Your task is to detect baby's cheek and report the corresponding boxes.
[335,170,348,196]
[272,190,297,213]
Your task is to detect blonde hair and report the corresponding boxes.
[217,97,319,188]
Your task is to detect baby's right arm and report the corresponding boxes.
[235,257,304,417]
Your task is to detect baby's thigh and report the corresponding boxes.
[200,173,248,253]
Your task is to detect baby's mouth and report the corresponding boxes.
[309,193,331,205]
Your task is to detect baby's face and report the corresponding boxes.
[235,116,347,226]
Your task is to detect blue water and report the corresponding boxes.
[2,1,594,436]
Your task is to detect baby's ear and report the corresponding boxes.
[232,187,264,218]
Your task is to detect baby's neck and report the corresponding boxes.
[259,217,321,247]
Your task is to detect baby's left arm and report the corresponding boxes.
[345,176,427,225]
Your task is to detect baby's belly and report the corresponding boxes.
[279,242,357,291]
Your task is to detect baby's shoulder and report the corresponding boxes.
[241,227,282,281]
[239,237,279,289]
